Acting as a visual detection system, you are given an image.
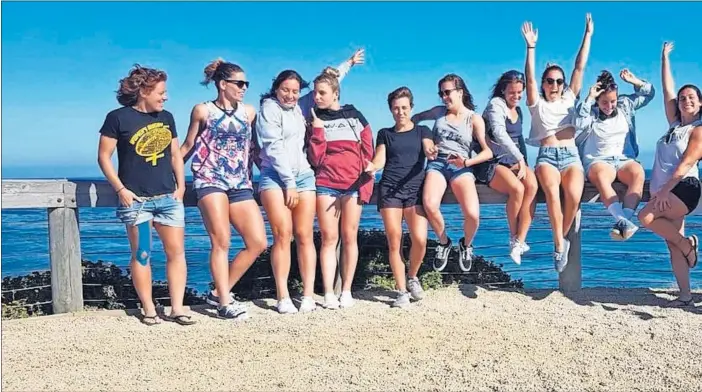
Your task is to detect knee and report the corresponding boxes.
[511,182,525,201]
[386,233,402,252]
[294,229,314,247]
[250,234,269,255]
[164,243,186,261]
[524,176,538,197]
[320,228,339,247]
[272,226,293,244]
[638,209,654,228]
[341,227,359,246]
[410,233,427,250]
[423,198,441,216]
[210,234,231,253]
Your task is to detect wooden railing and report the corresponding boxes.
[1,179,650,314]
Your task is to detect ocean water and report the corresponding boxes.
[2,175,701,292]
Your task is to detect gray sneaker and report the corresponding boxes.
[391,292,411,308]
[554,239,571,273]
[407,277,425,300]
[611,218,639,241]
[458,237,474,272]
[217,301,248,320]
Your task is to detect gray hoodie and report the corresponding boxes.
[256,60,351,189]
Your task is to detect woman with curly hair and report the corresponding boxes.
[97,65,194,326]
[575,68,654,241]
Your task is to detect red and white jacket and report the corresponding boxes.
[306,104,375,204]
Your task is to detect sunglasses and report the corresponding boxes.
[545,78,564,86]
[506,70,525,80]
[438,88,456,98]
[224,79,250,89]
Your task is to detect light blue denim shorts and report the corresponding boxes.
[426,157,475,182]
[583,155,636,177]
[258,168,316,193]
[316,185,359,198]
[116,193,185,227]
[535,146,584,173]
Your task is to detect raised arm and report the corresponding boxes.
[569,13,594,98]
[485,99,525,162]
[256,100,295,189]
[662,42,677,125]
[575,82,602,134]
[410,105,444,124]
[179,103,208,162]
[619,69,656,111]
[299,48,365,116]
[521,22,540,107]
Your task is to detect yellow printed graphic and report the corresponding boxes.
[129,122,172,166]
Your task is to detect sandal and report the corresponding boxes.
[166,314,197,326]
[665,297,695,308]
[682,235,699,269]
[140,314,162,326]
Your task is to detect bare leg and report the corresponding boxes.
[339,196,363,292]
[154,223,187,317]
[488,165,524,240]
[405,205,428,278]
[317,195,341,295]
[536,164,564,250]
[450,174,480,245]
[561,166,585,236]
[260,190,293,301]
[292,191,317,298]
[616,161,645,212]
[517,167,539,243]
[422,171,449,243]
[126,223,157,321]
[197,193,234,306]
[228,200,268,290]
[380,208,406,291]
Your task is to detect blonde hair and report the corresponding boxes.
[313,67,341,98]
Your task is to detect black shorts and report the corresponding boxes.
[377,183,423,211]
[195,187,254,204]
[671,176,701,214]
[473,159,522,185]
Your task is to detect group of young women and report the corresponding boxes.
[97,14,702,325]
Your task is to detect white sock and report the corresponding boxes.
[623,208,635,220]
[607,202,625,221]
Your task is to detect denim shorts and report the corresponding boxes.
[195,186,254,204]
[258,168,316,192]
[583,155,636,177]
[316,185,359,198]
[535,146,583,173]
[116,193,185,227]
[426,158,475,182]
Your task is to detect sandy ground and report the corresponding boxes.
[2,285,702,392]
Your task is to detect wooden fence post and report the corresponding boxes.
[47,197,84,313]
[559,208,582,292]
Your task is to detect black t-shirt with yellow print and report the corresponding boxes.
[99,106,177,197]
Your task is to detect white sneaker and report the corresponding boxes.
[323,293,340,310]
[509,240,522,265]
[339,291,355,308]
[277,297,298,314]
[299,296,317,313]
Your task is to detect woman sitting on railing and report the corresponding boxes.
[179,59,268,321]
[365,87,434,308]
[97,65,195,326]
[255,49,365,314]
[411,74,493,273]
[638,42,702,308]
[521,15,592,273]
[478,70,538,265]
[574,69,654,241]
[306,68,374,310]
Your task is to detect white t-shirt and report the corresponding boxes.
[583,113,630,160]
[527,88,576,146]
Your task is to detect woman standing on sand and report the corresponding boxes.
[255,49,365,314]
[574,69,654,242]
[521,15,592,273]
[180,59,268,321]
[306,67,374,310]
[366,86,434,308]
[412,73,493,273]
[477,70,538,265]
[638,42,701,307]
[97,65,195,326]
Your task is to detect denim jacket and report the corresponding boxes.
[574,81,655,160]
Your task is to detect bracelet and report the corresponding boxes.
[116,187,125,194]
[463,158,469,167]
[527,46,535,49]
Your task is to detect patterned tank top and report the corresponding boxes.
[191,101,253,190]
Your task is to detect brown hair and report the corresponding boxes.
[201,58,244,89]
[313,67,341,98]
[116,64,167,107]
[438,73,475,110]
[387,86,414,109]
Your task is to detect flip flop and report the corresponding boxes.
[140,314,162,326]
[682,235,699,269]
[166,314,197,326]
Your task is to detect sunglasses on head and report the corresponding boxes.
[506,70,525,81]
[224,79,250,89]
[545,78,564,86]
[438,88,456,98]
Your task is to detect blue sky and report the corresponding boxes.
[2,1,701,178]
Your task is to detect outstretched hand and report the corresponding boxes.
[521,22,538,47]
[662,41,674,58]
[619,68,642,86]
[350,48,365,66]
[584,13,594,35]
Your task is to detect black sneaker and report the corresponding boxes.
[206,291,235,307]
